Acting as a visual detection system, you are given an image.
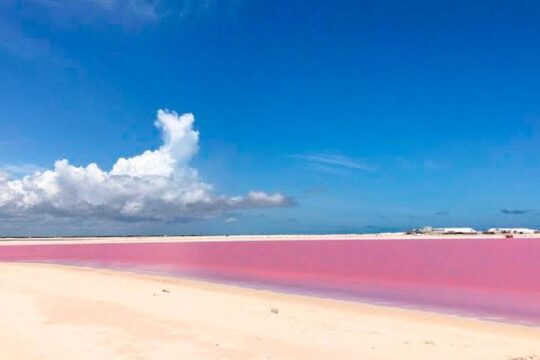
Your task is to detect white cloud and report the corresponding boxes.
[0,110,293,222]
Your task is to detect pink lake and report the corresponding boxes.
[1,237,540,325]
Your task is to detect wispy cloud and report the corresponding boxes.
[292,154,374,172]
[20,0,162,27]
[0,0,158,61]
[21,0,244,26]
[500,208,534,215]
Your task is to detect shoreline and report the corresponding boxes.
[1,262,540,359]
[2,237,540,326]
[1,232,536,246]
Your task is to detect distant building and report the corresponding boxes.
[431,227,478,235]
[408,226,478,235]
[485,228,538,235]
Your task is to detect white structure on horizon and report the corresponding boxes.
[431,227,478,235]
[485,228,538,235]
[411,226,479,235]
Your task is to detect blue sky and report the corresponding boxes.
[1,0,540,235]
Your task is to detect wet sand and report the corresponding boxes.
[0,262,539,360]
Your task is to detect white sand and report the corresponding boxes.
[0,262,539,359]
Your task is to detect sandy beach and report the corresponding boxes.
[0,263,539,359]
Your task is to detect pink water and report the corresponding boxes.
[1,238,540,324]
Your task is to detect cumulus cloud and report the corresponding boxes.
[0,110,293,222]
